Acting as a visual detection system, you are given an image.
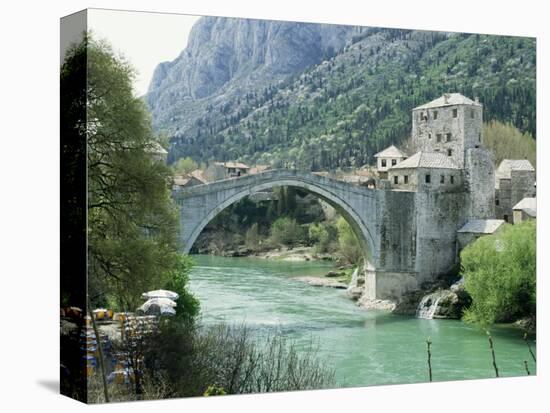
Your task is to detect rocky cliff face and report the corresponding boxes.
[146,16,357,138]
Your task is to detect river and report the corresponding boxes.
[188,254,536,387]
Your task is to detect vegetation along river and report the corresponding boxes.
[189,255,535,387]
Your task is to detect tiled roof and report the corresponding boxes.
[496,159,535,180]
[414,93,481,110]
[214,161,250,169]
[173,176,192,187]
[374,145,407,158]
[458,219,506,234]
[189,169,207,183]
[390,151,460,170]
[249,165,271,174]
[513,197,536,217]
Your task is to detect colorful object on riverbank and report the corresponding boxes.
[141,289,179,301]
[137,298,177,316]
[92,308,114,320]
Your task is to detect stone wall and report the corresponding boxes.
[465,147,495,219]
[511,170,536,208]
[388,167,464,192]
[413,190,468,284]
[495,170,535,221]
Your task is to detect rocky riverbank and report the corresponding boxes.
[292,276,348,289]
[252,246,334,262]
[201,245,337,262]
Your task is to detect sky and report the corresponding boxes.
[88,9,200,96]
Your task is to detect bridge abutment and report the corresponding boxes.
[363,268,419,301]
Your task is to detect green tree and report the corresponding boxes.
[461,221,536,327]
[308,222,337,253]
[336,217,362,265]
[483,121,536,168]
[63,34,197,316]
[163,255,200,323]
[270,217,304,248]
[173,156,198,175]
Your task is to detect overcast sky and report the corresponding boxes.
[88,9,200,96]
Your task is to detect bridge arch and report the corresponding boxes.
[177,170,378,265]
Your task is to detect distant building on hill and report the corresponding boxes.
[189,169,207,183]
[249,164,271,175]
[204,161,250,181]
[173,174,204,191]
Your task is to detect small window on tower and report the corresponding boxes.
[471,109,475,119]
[404,175,409,184]
[425,174,431,184]
[453,108,458,118]
[440,175,445,184]
[495,199,500,206]
[446,133,452,142]
[436,134,442,143]
[447,149,452,156]
[391,159,397,166]
[428,133,432,140]
[433,110,438,120]
[450,175,455,184]
[394,176,399,184]
[381,159,387,167]
[478,133,481,142]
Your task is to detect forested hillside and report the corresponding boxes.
[148,23,535,169]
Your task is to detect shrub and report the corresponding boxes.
[461,221,536,327]
[308,222,338,253]
[336,217,362,265]
[270,217,305,248]
[111,323,336,401]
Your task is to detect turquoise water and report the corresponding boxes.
[188,254,536,387]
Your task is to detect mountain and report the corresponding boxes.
[146,17,358,140]
[146,19,536,169]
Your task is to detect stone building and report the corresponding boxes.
[374,145,407,179]
[411,93,483,168]
[495,159,536,222]
[204,161,250,181]
[512,197,536,224]
[409,92,495,219]
[457,219,506,250]
[388,151,463,192]
[173,175,204,191]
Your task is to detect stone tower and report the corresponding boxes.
[411,93,494,219]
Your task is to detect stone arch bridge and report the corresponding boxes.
[174,169,467,300]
